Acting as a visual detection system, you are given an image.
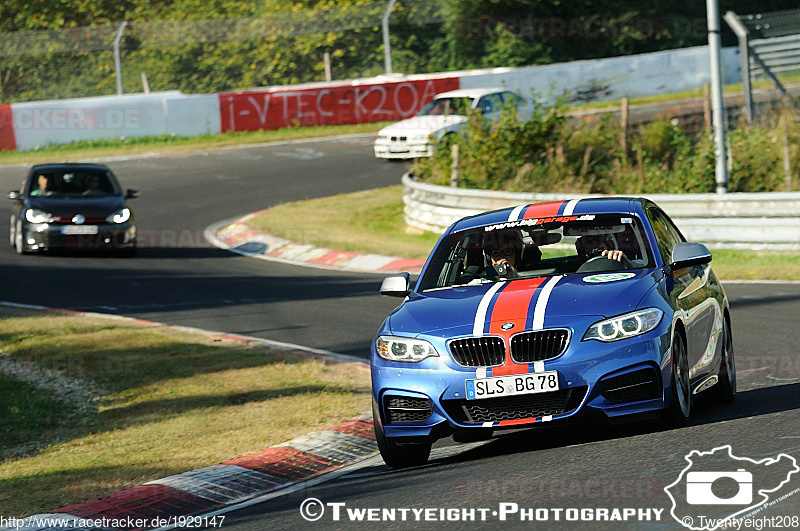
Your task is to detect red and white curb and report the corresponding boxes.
[1,302,378,531]
[205,215,425,274]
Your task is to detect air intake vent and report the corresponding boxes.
[449,337,505,367]
[442,387,587,424]
[601,368,660,403]
[510,329,570,363]
[384,396,432,423]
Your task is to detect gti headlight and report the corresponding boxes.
[583,308,664,342]
[25,209,52,223]
[375,336,438,362]
[107,208,131,224]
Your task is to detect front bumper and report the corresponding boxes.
[19,222,136,252]
[373,139,433,159]
[371,328,672,440]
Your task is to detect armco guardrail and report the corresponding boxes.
[402,173,800,249]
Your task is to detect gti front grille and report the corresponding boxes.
[449,337,505,367]
[601,368,660,403]
[384,396,432,423]
[510,329,570,363]
[442,387,587,424]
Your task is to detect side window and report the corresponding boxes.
[500,92,525,109]
[646,206,684,264]
[475,94,501,114]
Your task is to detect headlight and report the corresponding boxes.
[107,208,131,224]
[25,209,52,223]
[583,308,664,342]
[375,336,438,362]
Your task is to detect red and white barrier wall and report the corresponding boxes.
[0,45,739,152]
[219,75,460,132]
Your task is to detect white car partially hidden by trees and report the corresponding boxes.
[373,88,527,160]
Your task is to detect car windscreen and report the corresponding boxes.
[417,97,474,116]
[417,213,655,291]
[27,169,121,198]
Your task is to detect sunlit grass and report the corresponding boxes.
[0,307,370,517]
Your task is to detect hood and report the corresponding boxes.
[378,115,466,136]
[387,270,659,338]
[28,196,126,216]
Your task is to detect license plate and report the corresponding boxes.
[465,371,559,400]
[62,225,98,235]
[388,145,408,153]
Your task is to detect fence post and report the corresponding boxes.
[724,12,753,125]
[703,83,712,132]
[450,143,459,187]
[382,0,398,75]
[620,97,629,164]
[114,21,128,96]
[781,113,793,191]
[323,52,332,82]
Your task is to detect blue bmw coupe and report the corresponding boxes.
[372,197,735,468]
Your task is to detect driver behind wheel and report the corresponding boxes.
[575,233,626,263]
[482,230,542,279]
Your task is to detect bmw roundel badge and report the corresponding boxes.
[501,322,515,331]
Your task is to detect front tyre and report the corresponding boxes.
[13,220,27,255]
[663,331,691,428]
[9,215,15,248]
[373,402,431,469]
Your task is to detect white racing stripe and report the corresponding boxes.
[508,205,525,221]
[531,276,563,330]
[476,367,487,378]
[473,282,506,337]
[563,199,580,216]
[533,361,545,373]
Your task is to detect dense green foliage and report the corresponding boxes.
[412,102,800,194]
[1,0,798,102]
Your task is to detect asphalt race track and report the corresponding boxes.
[2,135,800,530]
[0,135,404,357]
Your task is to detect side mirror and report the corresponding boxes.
[126,189,139,199]
[670,242,712,270]
[380,273,411,297]
[8,191,21,200]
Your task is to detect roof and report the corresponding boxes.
[449,197,646,233]
[432,87,510,99]
[31,162,112,172]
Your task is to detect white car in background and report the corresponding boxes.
[373,88,528,160]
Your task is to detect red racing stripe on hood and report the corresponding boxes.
[487,277,547,376]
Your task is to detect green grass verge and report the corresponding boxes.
[0,307,370,517]
[247,186,800,281]
[0,122,388,167]
[247,185,441,260]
